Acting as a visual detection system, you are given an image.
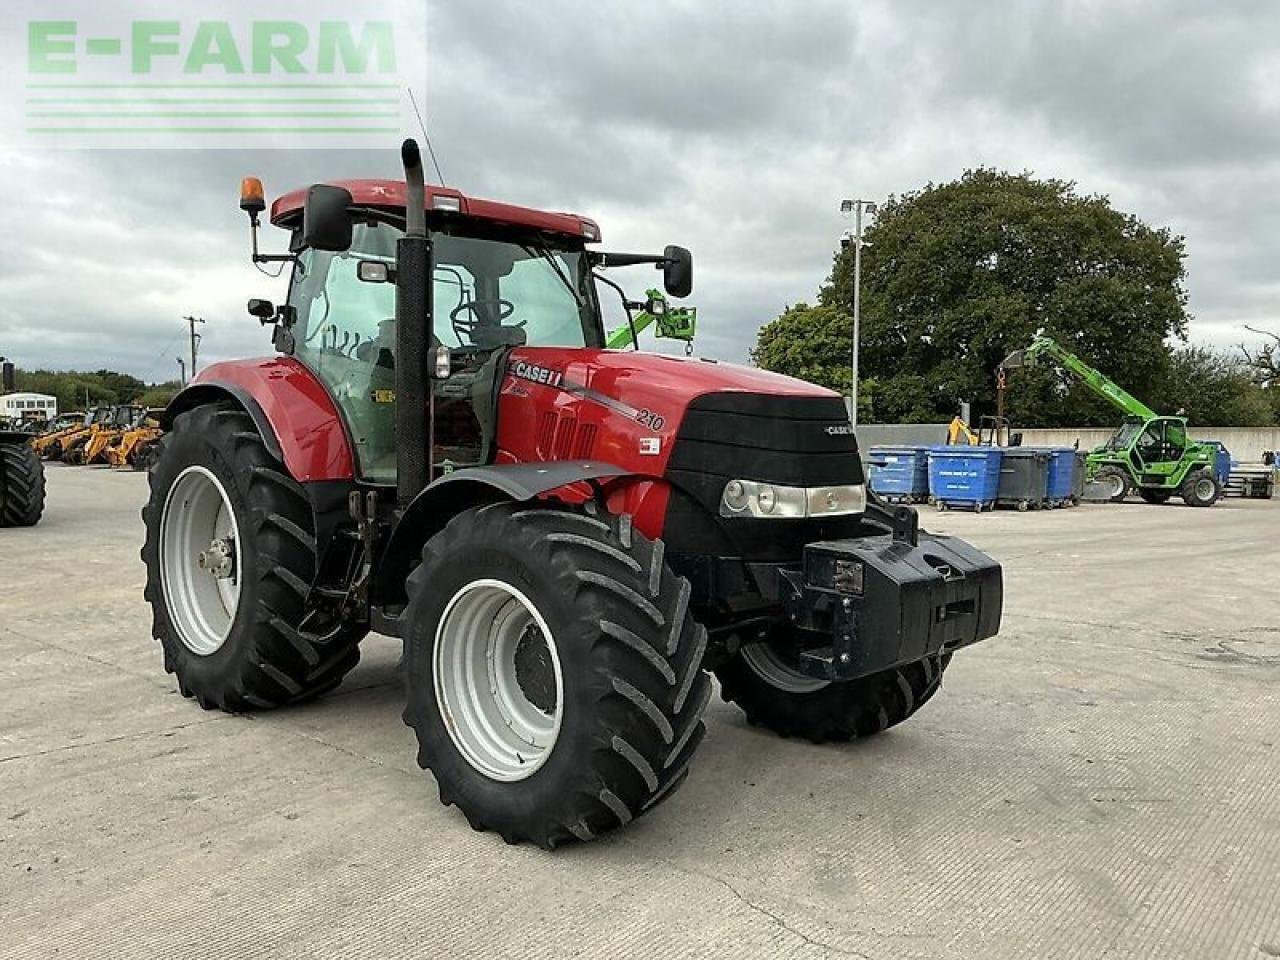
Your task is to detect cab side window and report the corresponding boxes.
[288,221,400,482]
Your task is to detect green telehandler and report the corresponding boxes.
[1002,336,1222,507]
[605,288,697,350]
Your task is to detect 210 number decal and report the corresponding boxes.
[635,408,666,431]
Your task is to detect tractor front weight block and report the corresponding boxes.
[778,534,1003,682]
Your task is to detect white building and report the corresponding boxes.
[1,392,57,422]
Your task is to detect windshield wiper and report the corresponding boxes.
[524,245,584,307]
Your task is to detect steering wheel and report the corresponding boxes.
[450,298,519,344]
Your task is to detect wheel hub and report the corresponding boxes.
[196,537,236,580]
[159,466,243,657]
[434,579,564,782]
[513,623,557,715]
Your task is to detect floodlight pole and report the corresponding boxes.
[840,199,876,426]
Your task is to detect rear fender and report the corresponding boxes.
[164,357,354,482]
[373,461,637,608]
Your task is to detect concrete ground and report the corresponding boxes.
[3,463,1278,959]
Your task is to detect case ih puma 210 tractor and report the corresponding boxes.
[143,141,1002,847]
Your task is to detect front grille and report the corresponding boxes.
[663,392,868,563]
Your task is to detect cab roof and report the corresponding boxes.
[270,179,601,242]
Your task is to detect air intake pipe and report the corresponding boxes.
[396,139,432,508]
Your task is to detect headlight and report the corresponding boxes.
[718,480,865,519]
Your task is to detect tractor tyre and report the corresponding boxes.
[132,442,160,473]
[1094,466,1131,503]
[0,441,46,527]
[1137,488,1173,505]
[716,641,951,744]
[402,502,711,849]
[1180,468,1221,507]
[141,402,364,712]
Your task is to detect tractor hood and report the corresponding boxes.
[495,346,852,480]
[504,346,838,403]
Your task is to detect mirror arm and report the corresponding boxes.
[590,252,665,268]
[594,271,640,350]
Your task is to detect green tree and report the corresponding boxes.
[12,368,155,412]
[1157,346,1275,427]
[755,169,1190,425]
[137,381,181,408]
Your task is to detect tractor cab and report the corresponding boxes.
[237,176,692,487]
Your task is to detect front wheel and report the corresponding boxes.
[402,502,711,848]
[1094,466,1131,503]
[716,637,951,743]
[1180,468,1221,507]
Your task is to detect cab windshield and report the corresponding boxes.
[288,220,598,356]
[1105,419,1143,451]
[285,219,600,483]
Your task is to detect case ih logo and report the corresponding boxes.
[825,423,855,436]
[510,361,565,388]
[13,1,424,149]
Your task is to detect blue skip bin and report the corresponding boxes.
[867,445,930,503]
[1201,440,1232,487]
[1028,447,1078,507]
[928,446,1003,512]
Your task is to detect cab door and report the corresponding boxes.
[287,222,400,483]
[1130,418,1182,483]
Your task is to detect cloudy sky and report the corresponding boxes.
[2,0,1279,381]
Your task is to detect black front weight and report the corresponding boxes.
[779,534,1003,682]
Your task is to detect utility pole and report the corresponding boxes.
[839,199,878,426]
[176,357,186,386]
[185,316,205,379]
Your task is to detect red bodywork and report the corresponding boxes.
[197,350,835,539]
[270,179,601,242]
[215,179,835,540]
[194,357,355,482]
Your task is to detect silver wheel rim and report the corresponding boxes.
[1108,475,1125,499]
[1195,478,1215,501]
[740,642,829,694]
[159,466,242,656]
[433,579,564,782]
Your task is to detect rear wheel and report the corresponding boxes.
[141,403,363,711]
[1094,466,1131,502]
[0,441,46,527]
[402,502,711,848]
[1180,468,1221,507]
[716,637,950,743]
[1138,488,1173,505]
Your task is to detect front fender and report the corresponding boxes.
[165,357,354,482]
[373,461,632,607]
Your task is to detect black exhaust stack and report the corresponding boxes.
[396,139,433,508]
[0,358,14,394]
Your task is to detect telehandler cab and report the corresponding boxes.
[142,140,1003,847]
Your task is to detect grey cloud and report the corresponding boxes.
[1,0,1278,380]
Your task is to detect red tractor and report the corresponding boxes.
[142,141,1002,847]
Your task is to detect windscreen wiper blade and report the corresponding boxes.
[525,245,584,307]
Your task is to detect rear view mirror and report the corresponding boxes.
[662,245,693,298]
[246,298,274,319]
[357,260,392,283]
[303,184,354,252]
